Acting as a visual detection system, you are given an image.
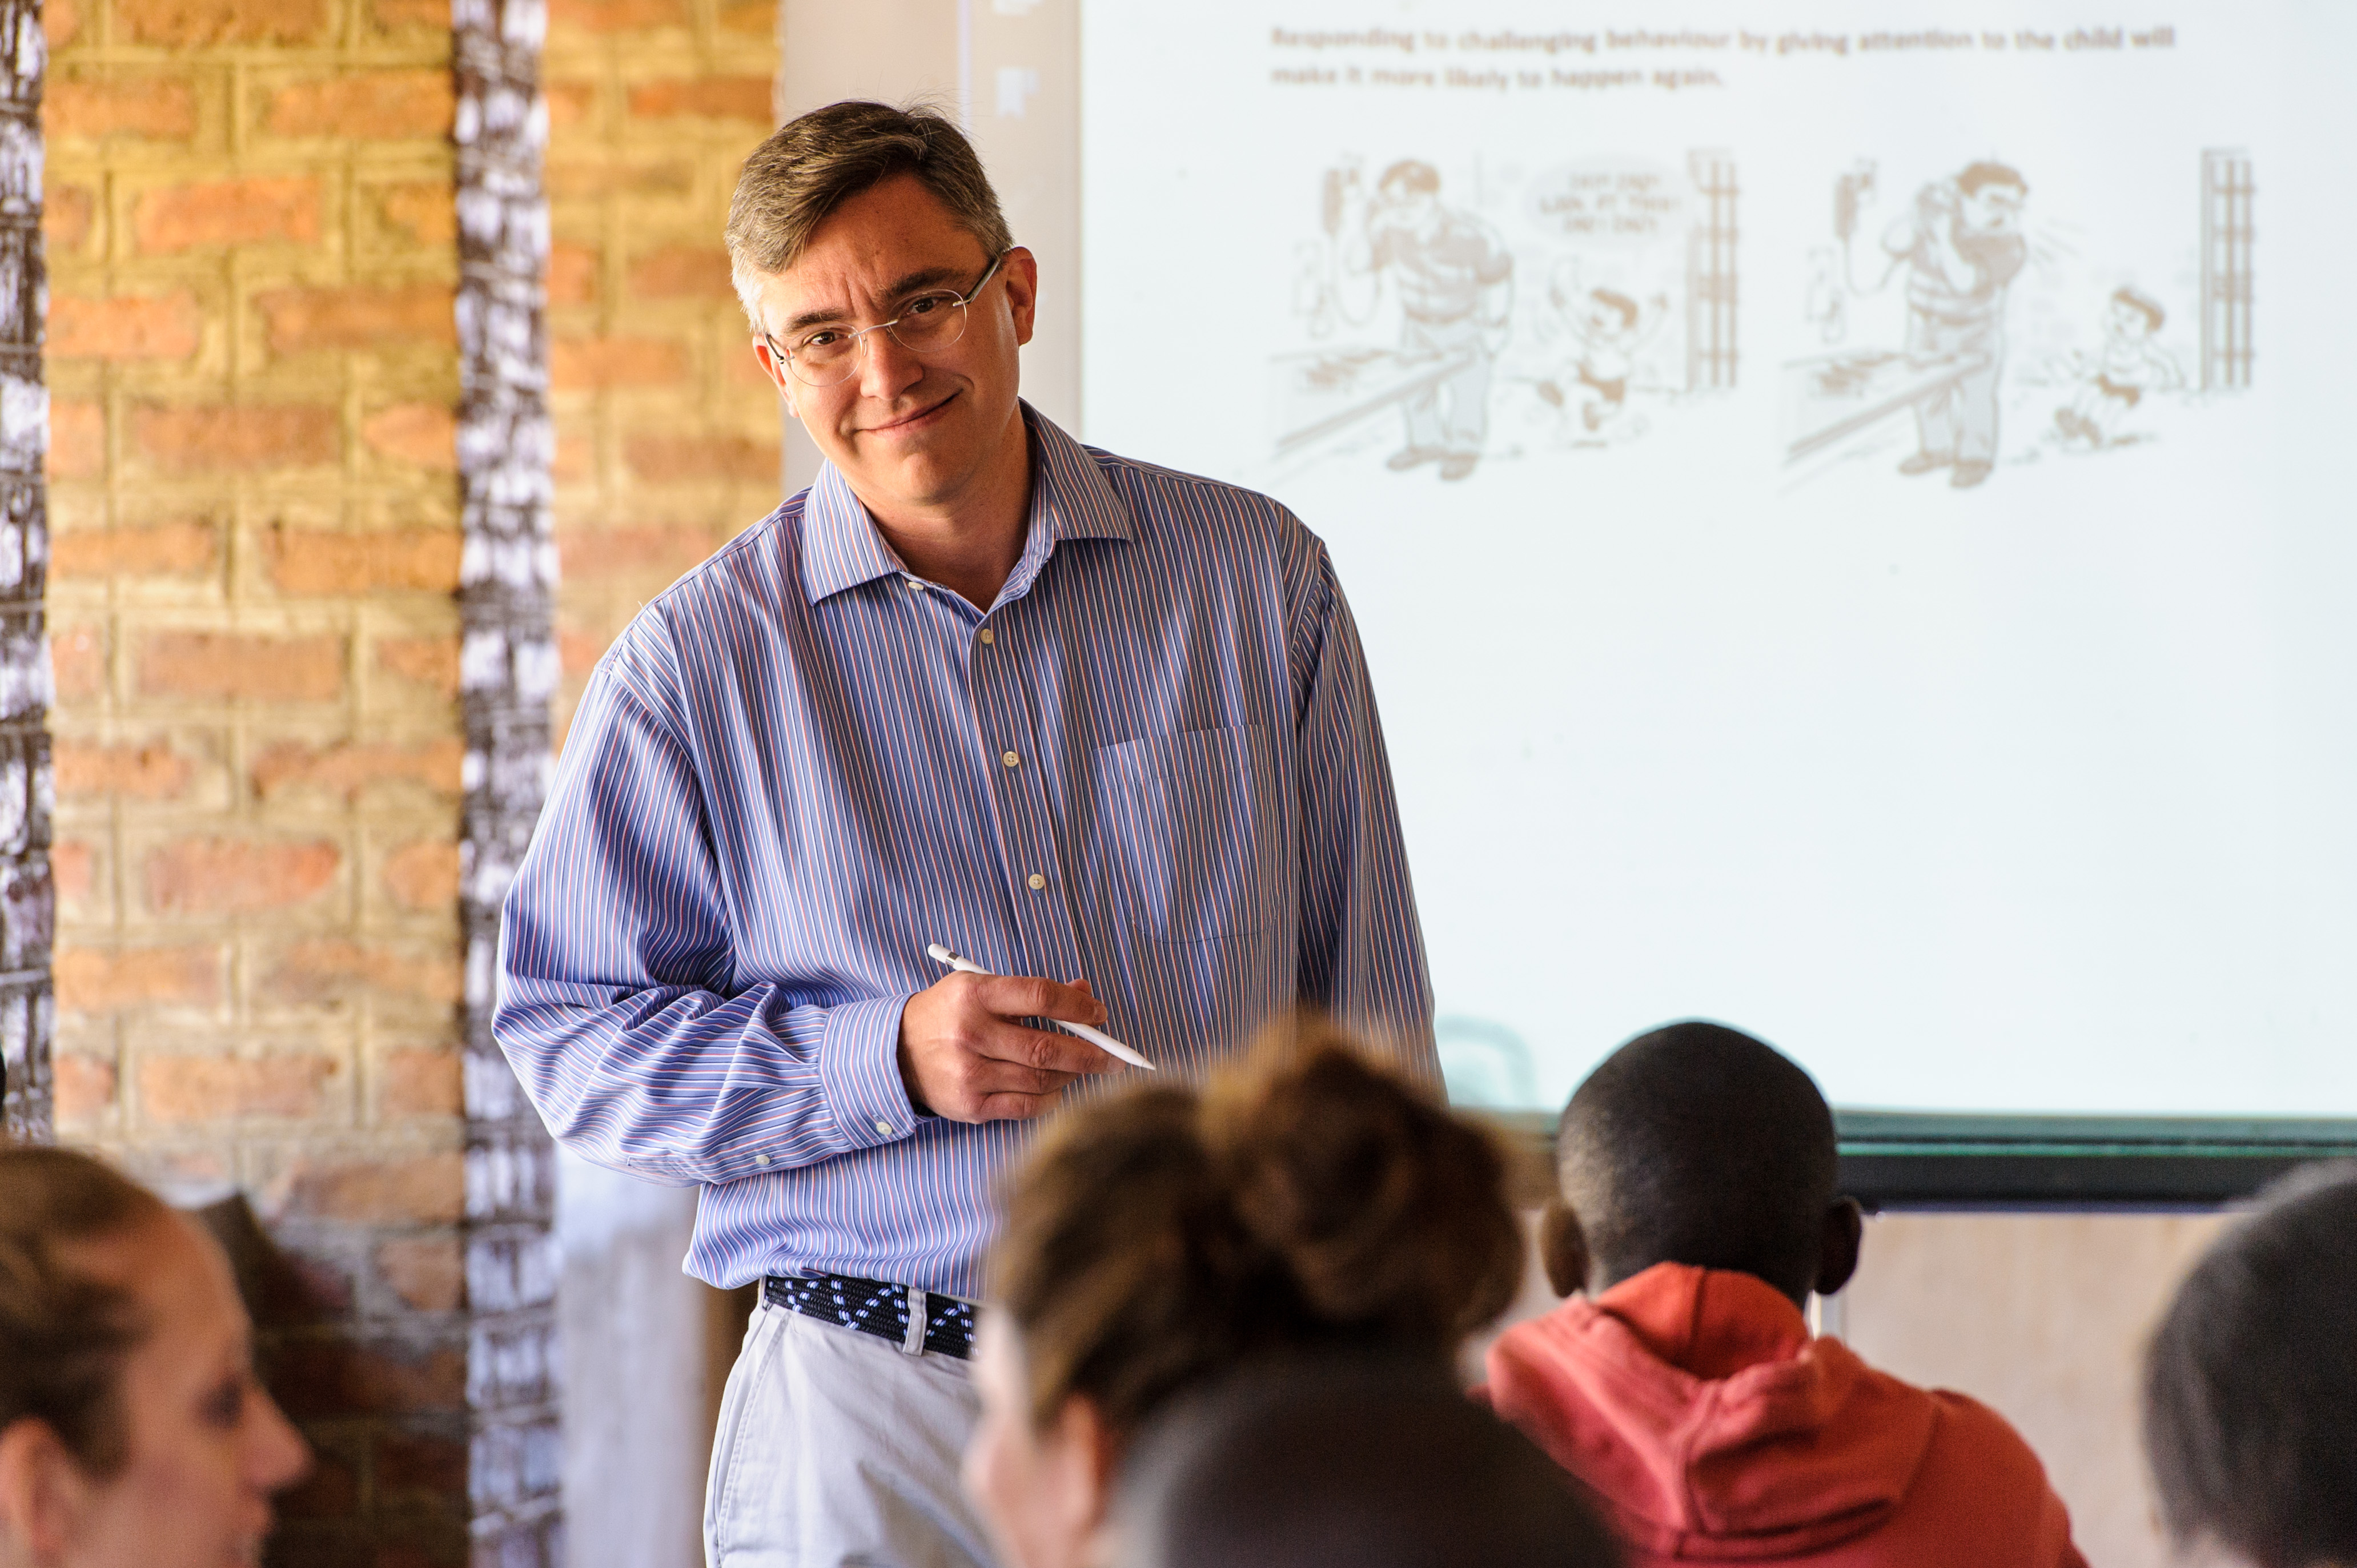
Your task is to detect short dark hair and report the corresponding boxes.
[0,1146,172,1476]
[725,99,1014,331]
[1957,160,2028,196]
[2143,1161,2357,1568]
[1114,1360,1622,1568]
[2111,286,2165,329]
[1379,159,1441,196]
[1556,1021,1838,1300]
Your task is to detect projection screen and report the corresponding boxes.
[1079,1,2357,1124]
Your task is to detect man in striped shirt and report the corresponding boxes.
[495,101,1436,1568]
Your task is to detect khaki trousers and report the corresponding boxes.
[704,1300,995,1568]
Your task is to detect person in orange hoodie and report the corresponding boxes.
[1481,1021,2087,1568]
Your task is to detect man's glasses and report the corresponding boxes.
[764,251,1011,388]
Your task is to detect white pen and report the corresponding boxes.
[925,943,1157,1071]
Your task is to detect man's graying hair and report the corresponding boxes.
[724,99,1014,333]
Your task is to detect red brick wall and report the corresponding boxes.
[42,0,775,1548]
[543,0,781,731]
[42,0,477,1554]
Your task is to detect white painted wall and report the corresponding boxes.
[557,1148,712,1568]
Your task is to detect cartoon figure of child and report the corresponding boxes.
[2055,287,2182,447]
[1536,268,1665,437]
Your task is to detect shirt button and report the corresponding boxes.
[1027,873,1046,891]
[874,1119,893,1136]
[1001,750,1020,768]
[906,578,925,592]
[978,628,995,645]
[754,1153,772,1167]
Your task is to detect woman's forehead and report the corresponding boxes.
[121,1215,247,1347]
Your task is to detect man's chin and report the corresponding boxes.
[844,448,971,512]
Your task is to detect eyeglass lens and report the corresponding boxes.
[789,296,969,387]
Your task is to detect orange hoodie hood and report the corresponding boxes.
[1481,1264,1941,1561]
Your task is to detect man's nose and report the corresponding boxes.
[857,326,925,401]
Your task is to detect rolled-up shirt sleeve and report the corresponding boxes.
[493,662,918,1187]
[1288,538,1438,1076]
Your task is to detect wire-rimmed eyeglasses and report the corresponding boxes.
[762,250,1011,388]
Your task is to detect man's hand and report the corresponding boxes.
[896,973,1117,1123]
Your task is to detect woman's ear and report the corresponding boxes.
[0,1417,94,1561]
[1539,1198,1591,1298]
[1047,1395,1129,1568]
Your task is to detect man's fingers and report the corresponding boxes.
[972,1089,1066,1123]
[900,971,1125,1122]
[959,1054,1079,1099]
[971,1018,1118,1077]
[978,972,1109,1029]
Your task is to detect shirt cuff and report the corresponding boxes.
[817,993,921,1149]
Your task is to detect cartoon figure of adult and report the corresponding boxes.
[1343,160,1514,482]
[1884,161,2029,489]
[493,102,1436,1568]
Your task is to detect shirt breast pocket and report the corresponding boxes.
[1095,725,1284,944]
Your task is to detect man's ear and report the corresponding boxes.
[1539,1198,1591,1298]
[1000,247,1040,349]
[0,1416,94,1561]
[750,339,799,419]
[1816,1197,1864,1298]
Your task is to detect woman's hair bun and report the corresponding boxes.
[1210,1019,1524,1345]
[990,1015,1524,1438]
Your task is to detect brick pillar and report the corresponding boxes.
[0,0,51,1144]
[42,0,559,1553]
[455,0,563,1559]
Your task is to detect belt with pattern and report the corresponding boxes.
[764,1271,979,1361]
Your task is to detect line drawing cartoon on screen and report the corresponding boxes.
[2197,148,2254,390]
[1283,158,1515,481]
[1786,159,2031,488]
[1511,152,1733,451]
[1534,266,1668,440]
[2049,286,2184,447]
[1275,151,1733,475]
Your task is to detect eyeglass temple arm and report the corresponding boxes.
[959,249,1010,304]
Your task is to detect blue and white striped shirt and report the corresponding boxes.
[494,407,1435,1296]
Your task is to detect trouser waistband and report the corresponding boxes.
[764,1272,979,1361]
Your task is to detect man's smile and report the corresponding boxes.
[858,389,960,439]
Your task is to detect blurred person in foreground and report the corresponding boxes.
[1482,1022,2086,1568]
[2143,1161,2357,1568]
[961,1023,1522,1568]
[495,95,1434,1568]
[1111,1364,1620,1568]
[0,1146,309,1568]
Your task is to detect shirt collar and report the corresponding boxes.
[797,401,1133,606]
